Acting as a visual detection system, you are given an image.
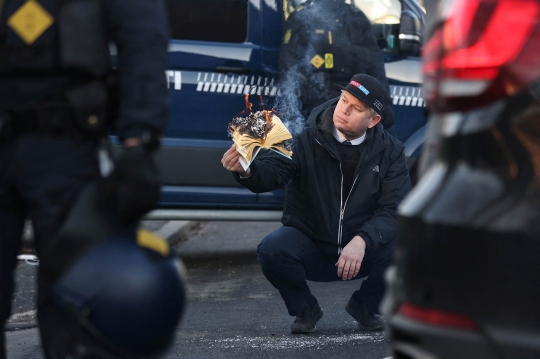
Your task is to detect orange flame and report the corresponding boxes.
[234,94,278,122]
[245,94,253,113]
[234,94,254,118]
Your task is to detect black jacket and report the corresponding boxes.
[234,98,411,257]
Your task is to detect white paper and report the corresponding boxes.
[237,146,291,171]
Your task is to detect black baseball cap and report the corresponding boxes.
[336,74,387,113]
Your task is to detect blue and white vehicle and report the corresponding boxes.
[151,0,426,220]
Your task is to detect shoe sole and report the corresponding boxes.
[290,327,315,334]
[290,309,324,334]
[345,303,384,331]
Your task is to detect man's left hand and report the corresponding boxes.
[335,235,366,280]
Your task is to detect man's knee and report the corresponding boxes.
[258,230,283,256]
[376,248,394,266]
[257,227,304,270]
[366,248,394,276]
[258,231,288,266]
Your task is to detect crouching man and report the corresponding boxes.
[222,74,411,333]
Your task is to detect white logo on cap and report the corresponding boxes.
[359,85,370,95]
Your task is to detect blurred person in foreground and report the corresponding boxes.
[0,0,184,358]
[222,74,411,333]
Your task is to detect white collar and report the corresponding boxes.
[333,126,366,145]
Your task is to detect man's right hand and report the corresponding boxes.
[336,235,366,280]
[221,144,251,178]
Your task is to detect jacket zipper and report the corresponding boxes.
[338,163,344,255]
[339,173,360,254]
[340,150,385,253]
[317,138,347,256]
[316,138,383,255]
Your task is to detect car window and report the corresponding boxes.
[166,0,248,43]
[352,0,401,24]
[283,0,402,23]
[352,0,401,53]
[282,0,403,53]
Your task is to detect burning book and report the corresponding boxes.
[228,110,293,171]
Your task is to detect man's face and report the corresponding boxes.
[333,90,381,140]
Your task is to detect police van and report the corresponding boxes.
[151,0,426,220]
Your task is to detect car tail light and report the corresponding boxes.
[398,303,478,330]
[423,0,540,113]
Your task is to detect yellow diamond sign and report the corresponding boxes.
[7,0,54,45]
[310,54,325,69]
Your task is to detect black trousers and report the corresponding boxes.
[0,133,100,358]
[257,226,392,316]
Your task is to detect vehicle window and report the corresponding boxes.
[352,0,401,24]
[352,0,401,53]
[166,0,248,43]
[282,0,402,52]
[283,0,401,23]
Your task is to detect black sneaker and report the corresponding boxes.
[345,298,384,331]
[290,300,324,334]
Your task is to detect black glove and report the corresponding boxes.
[114,146,161,226]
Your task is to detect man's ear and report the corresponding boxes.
[368,114,381,129]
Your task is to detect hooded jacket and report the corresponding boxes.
[234,98,411,257]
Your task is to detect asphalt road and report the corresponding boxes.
[164,262,391,359]
[5,221,392,359]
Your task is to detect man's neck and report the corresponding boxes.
[333,127,366,145]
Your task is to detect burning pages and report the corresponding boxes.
[228,111,293,170]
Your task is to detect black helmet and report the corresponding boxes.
[39,180,186,358]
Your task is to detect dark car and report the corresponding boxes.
[382,0,540,357]
[150,0,427,220]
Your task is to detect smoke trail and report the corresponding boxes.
[275,0,345,136]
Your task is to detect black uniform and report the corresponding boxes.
[0,0,169,357]
[278,0,395,130]
[234,98,410,315]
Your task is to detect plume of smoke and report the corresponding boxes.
[275,0,345,136]
[273,60,312,137]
